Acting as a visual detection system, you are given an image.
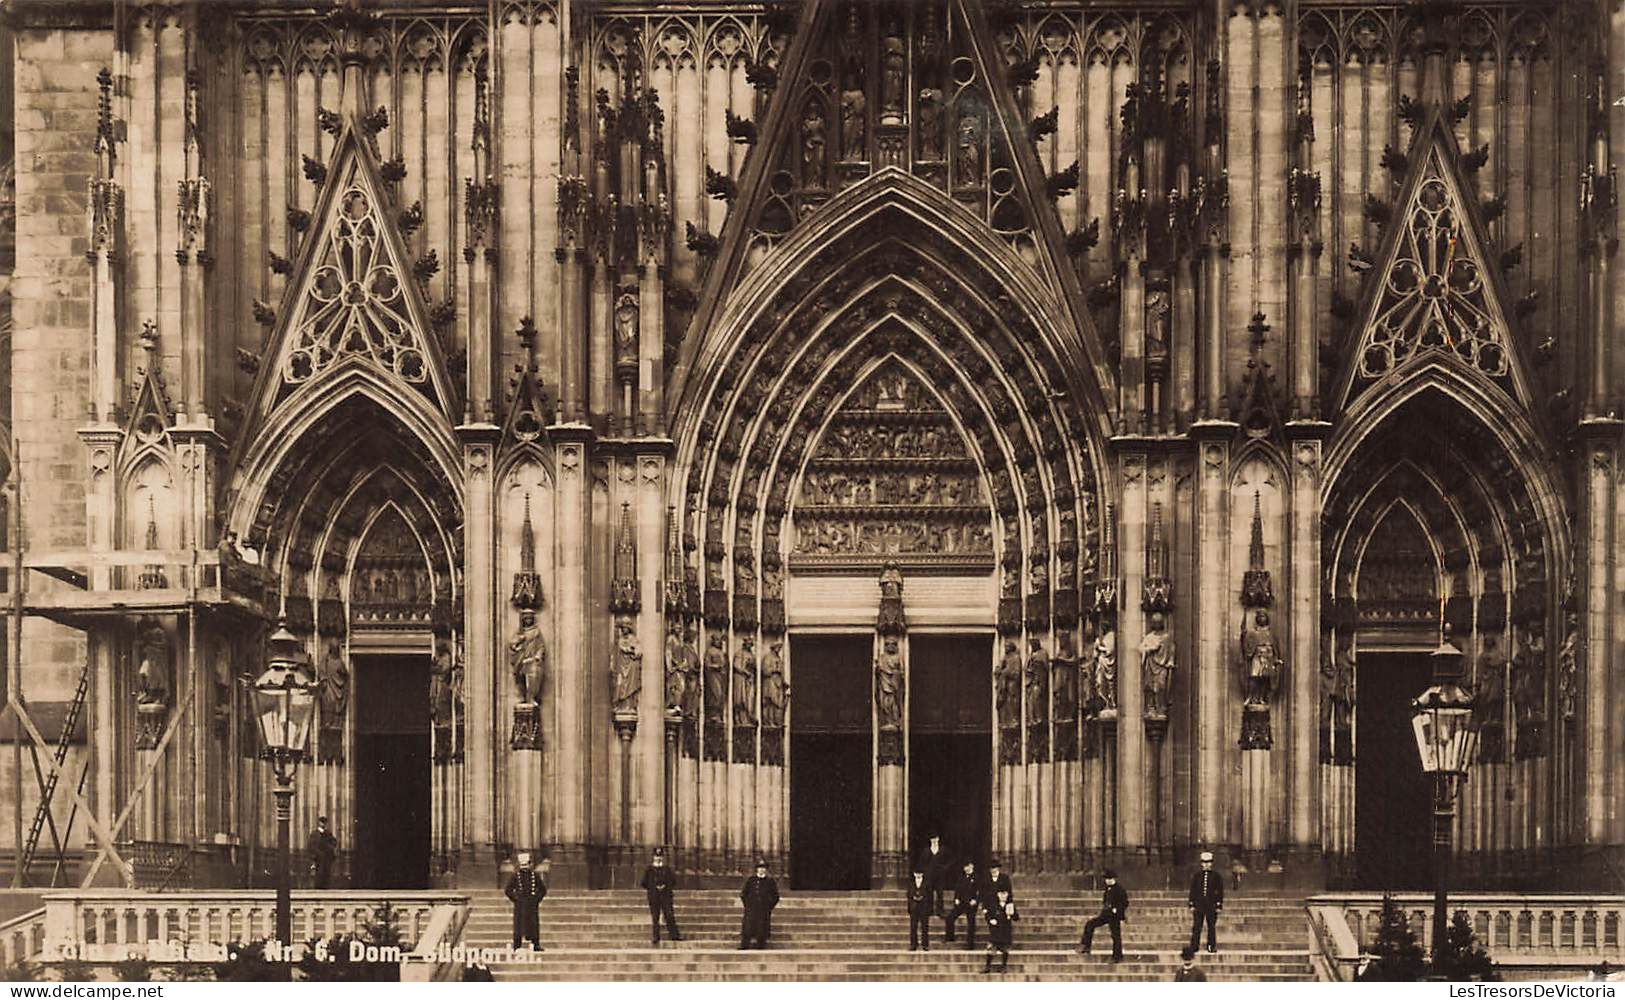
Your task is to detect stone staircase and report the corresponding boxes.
[459,887,1317,981]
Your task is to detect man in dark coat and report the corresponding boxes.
[906,870,933,951]
[1077,868,1130,961]
[740,859,780,950]
[504,851,546,951]
[640,847,682,945]
[983,859,1014,905]
[306,815,338,889]
[914,833,953,914]
[1187,850,1225,954]
[944,858,981,949]
[1175,946,1208,981]
[981,887,1018,973]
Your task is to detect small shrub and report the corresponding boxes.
[1358,893,1428,982]
[1433,910,1499,981]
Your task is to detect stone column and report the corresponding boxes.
[1191,430,1233,845]
[1286,435,1326,854]
[873,563,906,882]
[460,430,499,864]
[636,456,668,846]
[551,432,590,875]
[1579,428,1618,845]
[1117,453,1146,850]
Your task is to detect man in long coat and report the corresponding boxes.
[504,852,546,951]
[739,859,780,950]
[640,847,682,944]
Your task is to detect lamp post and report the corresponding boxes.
[1411,625,1478,962]
[251,622,317,959]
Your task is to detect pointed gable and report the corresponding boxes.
[1337,110,1534,411]
[123,323,175,457]
[241,121,458,431]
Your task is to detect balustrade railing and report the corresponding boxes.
[1312,894,1625,976]
[0,907,47,967]
[37,890,467,964]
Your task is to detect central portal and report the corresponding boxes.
[789,634,874,890]
[908,633,992,866]
[1355,651,1433,889]
[353,652,432,889]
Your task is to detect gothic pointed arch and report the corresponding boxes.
[233,119,459,475]
[1333,108,1538,414]
[671,0,1114,419]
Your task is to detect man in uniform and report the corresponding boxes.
[906,870,933,951]
[640,847,682,945]
[914,833,952,915]
[944,858,981,949]
[306,815,338,889]
[1078,868,1129,962]
[1188,849,1225,954]
[740,859,780,950]
[504,851,546,951]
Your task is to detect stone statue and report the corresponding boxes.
[664,619,687,714]
[874,636,904,730]
[955,113,982,186]
[613,291,639,364]
[1025,637,1050,725]
[801,101,827,187]
[510,609,547,706]
[134,621,172,707]
[1140,612,1176,718]
[880,24,906,118]
[996,638,1023,723]
[1241,609,1283,706]
[1511,625,1547,726]
[430,636,459,727]
[762,560,785,601]
[1319,639,1352,732]
[1077,621,1098,713]
[1555,612,1579,723]
[1094,620,1118,713]
[681,622,703,720]
[1145,288,1171,357]
[917,86,943,159]
[760,639,788,729]
[1474,635,1506,725]
[704,631,727,723]
[1051,630,1078,722]
[839,84,866,159]
[613,620,642,715]
[318,636,349,721]
[733,636,758,727]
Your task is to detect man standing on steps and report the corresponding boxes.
[1188,850,1225,954]
[739,859,780,950]
[943,858,980,949]
[907,870,933,951]
[306,815,337,889]
[504,851,546,952]
[640,847,682,945]
[981,887,1018,973]
[914,833,952,915]
[1077,868,1129,962]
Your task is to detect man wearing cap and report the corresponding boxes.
[739,859,780,950]
[1175,946,1208,981]
[1188,850,1225,954]
[982,859,1014,907]
[914,833,953,915]
[1077,869,1130,962]
[306,815,338,889]
[640,847,682,945]
[504,851,546,951]
[944,858,981,949]
[906,869,934,951]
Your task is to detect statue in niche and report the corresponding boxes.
[1094,618,1118,713]
[665,618,687,714]
[917,86,943,159]
[681,622,703,720]
[880,22,906,119]
[839,74,866,159]
[612,620,642,715]
[1052,630,1078,721]
[760,639,788,729]
[1145,287,1171,359]
[1319,639,1352,732]
[510,608,548,706]
[762,559,784,601]
[733,636,758,726]
[430,636,460,727]
[1140,612,1176,719]
[318,636,350,722]
[1474,634,1506,725]
[614,291,639,364]
[955,112,983,187]
[1025,637,1049,725]
[704,631,728,723]
[996,638,1023,723]
[1028,560,1048,593]
[874,636,904,730]
[134,621,172,707]
[1240,609,1283,707]
[1077,620,1098,712]
[1511,624,1547,725]
[736,557,757,596]
[801,101,827,187]
[1555,611,1579,723]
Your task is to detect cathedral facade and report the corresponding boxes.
[3,0,1620,892]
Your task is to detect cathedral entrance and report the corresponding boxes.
[352,653,432,889]
[789,634,873,890]
[1354,651,1433,889]
[908,633,992,866]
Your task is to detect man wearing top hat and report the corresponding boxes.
[944,858,981,949]
[739,858,780,950]
[1077,868,1129,962]
[504,851,546,951]
[913,833,953,915]
[640,847,682,945]
[1188,849,1225,954]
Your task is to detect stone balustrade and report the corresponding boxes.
[0,907,47,967]
[1312,893,1625,976]
[37,890,468,964]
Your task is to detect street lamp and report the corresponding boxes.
[251,622,317,958]
[1411,625,1478,963]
